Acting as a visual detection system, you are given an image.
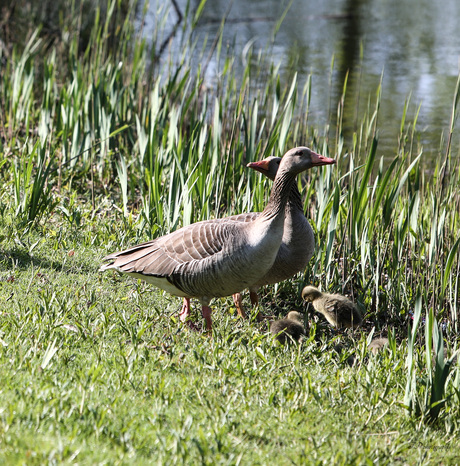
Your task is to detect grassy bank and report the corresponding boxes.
[1,0,460,463]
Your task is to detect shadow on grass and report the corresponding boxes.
[0,247,95,274]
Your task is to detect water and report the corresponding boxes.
[144,0,460,164]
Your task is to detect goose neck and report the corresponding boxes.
[260,171,296,221]
[288,184,304,212]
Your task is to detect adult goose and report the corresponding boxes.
[177,155,316,323]
[231,155,318,320]
[301,286,362,329]
[100,147,335,330]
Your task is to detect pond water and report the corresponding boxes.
[143,0,460,164]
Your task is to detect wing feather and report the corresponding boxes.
[100,219,234,278]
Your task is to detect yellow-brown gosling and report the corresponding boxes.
[301,286,362,329]
[270,311,305,344]
[368,337,389,354]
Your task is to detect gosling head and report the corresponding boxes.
[286,311,303,324]
[301,286,323,303]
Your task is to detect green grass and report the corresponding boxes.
[1,0,460,463]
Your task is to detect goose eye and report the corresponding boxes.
[295,150,303,156]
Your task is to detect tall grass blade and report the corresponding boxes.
[441,237,460,301]
[427,307,456,422]
[41,338,59,370]
[115,152,129,216]
[403,292,422,416]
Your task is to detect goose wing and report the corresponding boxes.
[100,219,235,277]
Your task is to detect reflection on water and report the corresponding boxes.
[144,0,460,163]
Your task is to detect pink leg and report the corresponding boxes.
[180,298,200,330]
[180,298,191,323]
[201,305,212,331]
[232,293,247,318]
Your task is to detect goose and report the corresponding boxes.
[368,337,389,354]
[176,155,308,323]
[100,147,335,330]
[270,311,305,343]
[230,155,316,321]
[301,286,362,329]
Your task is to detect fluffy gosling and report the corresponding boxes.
[368,337,389,354]
[301,286,362,329]
[270,311,305,344]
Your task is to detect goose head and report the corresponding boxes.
[301,285,323,302]
[278,146,336,175]
[286,310,303,324]
[248,148,335,179]
[247,156,281,181]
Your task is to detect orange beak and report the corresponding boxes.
[310,151,336,166]
[246,158,271,175]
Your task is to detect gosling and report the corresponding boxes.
[270,311,305,344]
[301,286,362,329]
[368,337,389,354]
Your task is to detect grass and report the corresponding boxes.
[1,0,460,463]
[1,233,460,464]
